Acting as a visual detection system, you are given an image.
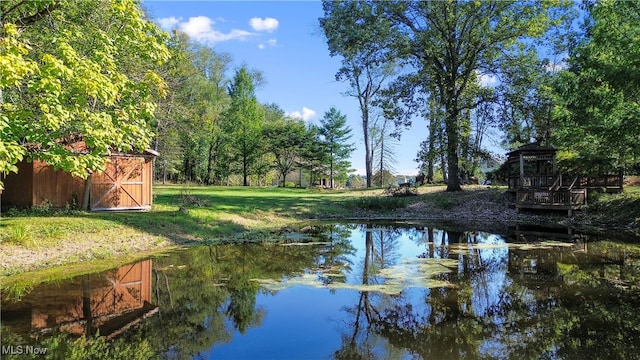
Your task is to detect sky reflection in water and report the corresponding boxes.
[3,223,640,359]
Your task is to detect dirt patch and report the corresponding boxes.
[0,228,172,276]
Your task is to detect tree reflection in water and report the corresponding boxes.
[4,223,640,359]
[334,226,640,359]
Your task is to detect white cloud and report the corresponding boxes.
[156,16,254,45]
[258,38,278,49]
[157,16,181,30]
[476,70,498,87]
[287,107,316,121]
[249,17,279,32]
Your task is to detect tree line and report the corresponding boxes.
[0,0,355,188]
[319,0,640,190]
[2,1,639,191]
[155,31,355,187]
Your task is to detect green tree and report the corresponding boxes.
[298,124,329,187]
[225,67,264,186]
[497,51,556,150]
[553,0,640,174]
[189,44,232,184]
[379,0,570,191]
[0,0,168,185]
[152,31,198,183]
[263,108,310,187]
[370,114,398,187]
[319,0,399,188]
[318,107,354,188]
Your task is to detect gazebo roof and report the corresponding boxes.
[507,142,556,155]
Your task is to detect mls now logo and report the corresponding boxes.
[2,345,48,355]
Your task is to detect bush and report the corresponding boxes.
[383,185,418,197]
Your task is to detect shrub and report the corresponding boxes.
[383,185,418,197]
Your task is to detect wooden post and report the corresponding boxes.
[519,153,524,187]
[81,172,92,211]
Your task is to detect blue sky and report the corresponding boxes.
[144,1,507,176]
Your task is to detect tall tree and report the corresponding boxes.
[370,115,398,186]
[152,31,197,183]
[317,107,354,188]
[263,113,310,187]
[319,0,398,188]
[497,51,556,150]
[553,0,640,174]
[0,0,168,184]
[225,66,264,186]
[190,44,232,184]
[380,0,570,191]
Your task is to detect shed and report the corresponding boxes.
[1,150,157,211]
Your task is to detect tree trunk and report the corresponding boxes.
[427,118,437,183]
[363,111,372,188]
[243,153,248,186]
[82,174,92,211]
[445,111,462,191]
[206,142,215,185]
[444,94,462,191]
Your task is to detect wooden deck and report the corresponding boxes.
[508,174,623,193]
[515,188,587,216]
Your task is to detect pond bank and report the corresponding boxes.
[1,185,639,281]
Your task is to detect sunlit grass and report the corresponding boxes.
[584,187,640,226]
[2,183,639,278]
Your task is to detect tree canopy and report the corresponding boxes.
[553,0,640,174]
[0,0,168,184]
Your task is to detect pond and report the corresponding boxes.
[3,222,640,359]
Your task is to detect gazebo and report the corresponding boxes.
[506,142,558,191]
[505,143,586,215]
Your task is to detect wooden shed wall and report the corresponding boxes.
[2,156,153,210]
[2,160,85,208]
[2,161,34,207]
[32,160,86,207]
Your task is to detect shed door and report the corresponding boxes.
[91,156,147,210]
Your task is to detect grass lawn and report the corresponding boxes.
[2,183,640,285]
[0,185,390,280]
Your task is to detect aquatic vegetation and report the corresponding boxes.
[253,257,458,295]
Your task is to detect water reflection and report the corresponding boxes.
[2,260,157,340]
[3,223,640,359]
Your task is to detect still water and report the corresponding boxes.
[3,222,640,359]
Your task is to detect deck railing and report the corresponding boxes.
[508,175,557,190]
[516,188,587,207]
[508,174,623,191]
[576,174,623,189]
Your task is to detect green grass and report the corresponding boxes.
[583,187,640,226]
[0,185,381,277]
[3,183,640,282]
[346,195,409,211]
